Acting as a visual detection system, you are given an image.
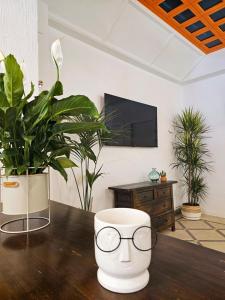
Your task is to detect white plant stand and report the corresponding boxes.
[0,167,51,234]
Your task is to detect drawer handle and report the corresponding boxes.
[3,181,19,188]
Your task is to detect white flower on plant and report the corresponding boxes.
[0,49,5,73]
[0,49,4,62]
[51,39,63,80]
[0,62,5,73]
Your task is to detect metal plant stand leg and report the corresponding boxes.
[0,167,51,234]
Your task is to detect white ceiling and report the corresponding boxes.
[42,0,225,85]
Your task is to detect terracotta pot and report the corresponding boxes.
[181,204,201,220]
[160,176,167,182]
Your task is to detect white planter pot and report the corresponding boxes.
[95,208,151,293]
[181,204,201,220]
[1,173,48,215]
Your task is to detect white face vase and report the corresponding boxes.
[94,208,151,293]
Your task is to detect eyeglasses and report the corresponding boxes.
[95,226,157,253]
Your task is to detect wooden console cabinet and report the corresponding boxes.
[109,180,177,232]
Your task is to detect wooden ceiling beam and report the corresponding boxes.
[138,0,225,54]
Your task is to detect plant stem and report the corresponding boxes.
[85,158,89,211]
[71,168,83,210]
[81,160,85,203]
[88,148,101,211]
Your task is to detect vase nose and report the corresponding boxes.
[119,239,131,262]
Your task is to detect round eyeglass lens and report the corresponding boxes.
[96,227,121,252]
[133,226,151,251]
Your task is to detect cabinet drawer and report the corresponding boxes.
[155,186,171,199]
[152,212,173,231]
[150,198,172,216]
[134,190,154,211]
[117,192,131,208]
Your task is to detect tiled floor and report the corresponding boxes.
[162,214,225,253]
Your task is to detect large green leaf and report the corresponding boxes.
[3,55,24,106]
[50,147,71,158]
[24,81,63,129]
[14,83,34,116]
[32,153,47,169]
[56,157,77,168]
[26,82,61,113]
[30,106,49,130]
[51,95,99,119]
[49,158,68,181]
[52,122,104,135]
[0,149,15,176]
[0,91,9,108]
[23,91,47,115]
[5,107,16,130]
[23,135,34,163]
[0,109,5,128]
[0,73,4,92]
[35,81,63,112]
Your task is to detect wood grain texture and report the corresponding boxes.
[0,201,225,299]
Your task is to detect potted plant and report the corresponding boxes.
[172,108,211,220]
[160,170,167,182]
[0,40,104,215]
[71,113,111,211]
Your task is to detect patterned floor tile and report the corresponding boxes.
[163,229,193,241]
[175,214,182,221]
[179,219,212,229]
[219,230,225,236]
[207,222,225,229]
[162,215,225,253]
[202,214,225,225]
[199,241,225,254]
[174,221,184,229]
[189,230,225,241]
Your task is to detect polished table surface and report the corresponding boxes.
[0,201,225,300]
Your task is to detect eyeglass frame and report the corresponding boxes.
[95,225,157,253]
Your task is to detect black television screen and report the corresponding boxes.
[104,94,158,147]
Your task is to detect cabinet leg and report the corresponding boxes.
[171,224,176,231]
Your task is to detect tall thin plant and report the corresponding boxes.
[172,108,211,206]
[70,113,111,211]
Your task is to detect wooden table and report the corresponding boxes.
[0,201,225,299]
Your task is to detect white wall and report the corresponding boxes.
[38,0,49,90]
[183,77,225,218]
[0,0,38,88]
[41,26,183,212]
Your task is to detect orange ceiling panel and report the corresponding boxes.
[138,0,225,54]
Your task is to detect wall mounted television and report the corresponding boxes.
[104,93,158,147]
